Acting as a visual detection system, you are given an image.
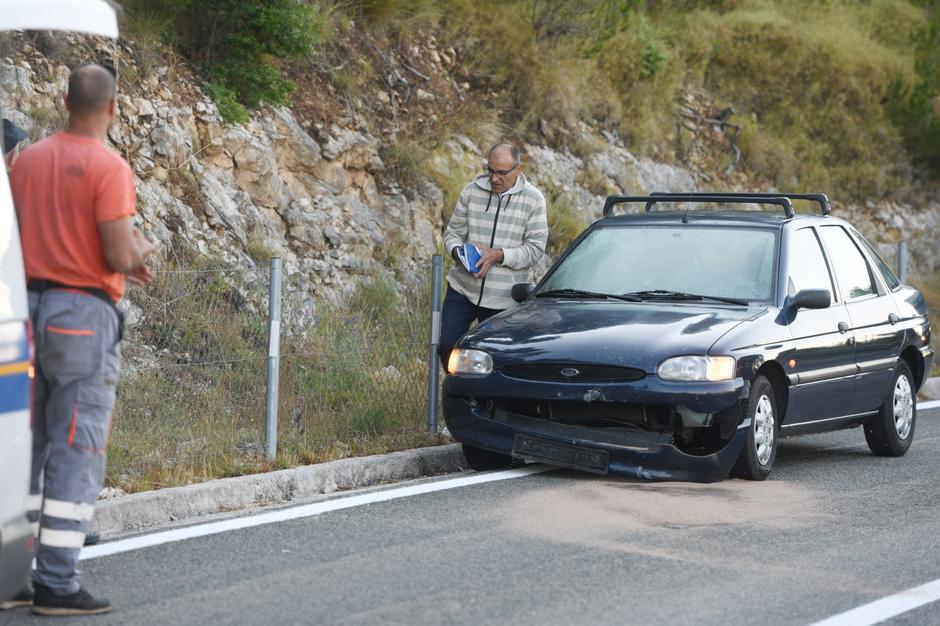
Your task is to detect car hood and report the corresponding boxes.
[461,299,763,373]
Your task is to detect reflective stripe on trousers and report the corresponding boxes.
[28,289,121,595]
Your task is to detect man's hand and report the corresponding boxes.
[99,218,156,273]
[133,227,156,259]
[473,245,504,279]
[126,228,155,286]
[126,264,154,287]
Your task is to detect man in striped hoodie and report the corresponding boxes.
[439,143,548,371]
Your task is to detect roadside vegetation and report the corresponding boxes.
[114,0,940,201]
[118,0,321,122]
[109,254,441,492]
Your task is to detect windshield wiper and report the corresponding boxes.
[622,290,749,306]
[537,288,641,302]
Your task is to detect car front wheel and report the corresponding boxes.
[733,375,778,481]
[864,361,916,457]
[461,444,514,471]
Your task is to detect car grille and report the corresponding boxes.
[492,398,674,432]
[500,362,646,383]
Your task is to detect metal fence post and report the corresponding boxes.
[897,240,909,283]
[426,255,444,433]
[265,257,282,462]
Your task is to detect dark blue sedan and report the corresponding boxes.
[443,193,934,481]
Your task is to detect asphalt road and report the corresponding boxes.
[5,406,940,626]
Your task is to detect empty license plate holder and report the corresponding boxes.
[512,435,609,474]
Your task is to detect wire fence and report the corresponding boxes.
[107,254,443,493]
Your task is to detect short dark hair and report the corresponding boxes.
[67,64,117,116]
[488,143,520,166]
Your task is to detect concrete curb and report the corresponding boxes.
[92,443,466,537]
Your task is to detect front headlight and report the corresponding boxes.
[657,356,736,382]
[448,349,494,376]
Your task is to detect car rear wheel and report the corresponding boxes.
[732,375,778,481]
[461,444,514,471]
[864,361,916,457]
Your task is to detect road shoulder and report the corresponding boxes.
[92,443,465,538]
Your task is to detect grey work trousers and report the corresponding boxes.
[27,289,121,594]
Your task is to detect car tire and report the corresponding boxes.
[461,444,513,471]
[864,361,916,457]
[732,375,778,481]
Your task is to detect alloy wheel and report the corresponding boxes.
[753,394,775,465]
[893,374,913,440]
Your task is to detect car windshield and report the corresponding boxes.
[539,225,777,303]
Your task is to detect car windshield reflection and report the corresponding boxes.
[540,226,777,303]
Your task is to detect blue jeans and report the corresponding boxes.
[438,285,502,371]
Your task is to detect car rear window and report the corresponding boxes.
[820,226,877,301]
[541,225,777,302]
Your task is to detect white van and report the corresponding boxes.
[0,0,119,602]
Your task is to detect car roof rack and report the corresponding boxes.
[649,191,831,216]
[602,194,795,219]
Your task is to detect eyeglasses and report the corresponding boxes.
[483,162,519,177]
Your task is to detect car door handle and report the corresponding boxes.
[888,313,899,325]
[838,321,849,334]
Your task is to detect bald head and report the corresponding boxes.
[488,143,520,165]
[485,142,522,194]
[66,64,116,117]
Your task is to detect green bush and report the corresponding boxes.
[894,4,940,175]
[205,81,249,124]
[121,0,321,122]
[668,1,922,198]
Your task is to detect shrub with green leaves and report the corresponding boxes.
[122,0,320,122]
[894,3,940,175]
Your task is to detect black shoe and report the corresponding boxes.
[31,584,111,616]
[0,587,32,609]
[83,531,100,546]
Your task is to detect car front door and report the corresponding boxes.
[783,227,856,424]
[819,225,903,415]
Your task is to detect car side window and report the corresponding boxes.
[820,225,877,301]
[854,231,901,290]
[789,228,835,299]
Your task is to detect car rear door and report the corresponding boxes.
[819,225,903,415]
[783,226,856,424]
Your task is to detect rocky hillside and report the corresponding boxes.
[1,29,939,340]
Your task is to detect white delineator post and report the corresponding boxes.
[265,257,282,462]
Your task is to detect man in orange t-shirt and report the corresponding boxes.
[7,64,154,617]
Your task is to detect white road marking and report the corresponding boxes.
[808,577,940,626]
[80,465,552,561]
[806,401,940,624]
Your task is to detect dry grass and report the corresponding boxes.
[108,256,443,492]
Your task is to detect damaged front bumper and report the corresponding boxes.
[443,374,751,483]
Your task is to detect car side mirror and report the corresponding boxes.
[788,289,831,311]
[511,283,535,303]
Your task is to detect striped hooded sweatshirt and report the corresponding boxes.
[443,172,548,310]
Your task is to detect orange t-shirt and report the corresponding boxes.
[11,132,136,302]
